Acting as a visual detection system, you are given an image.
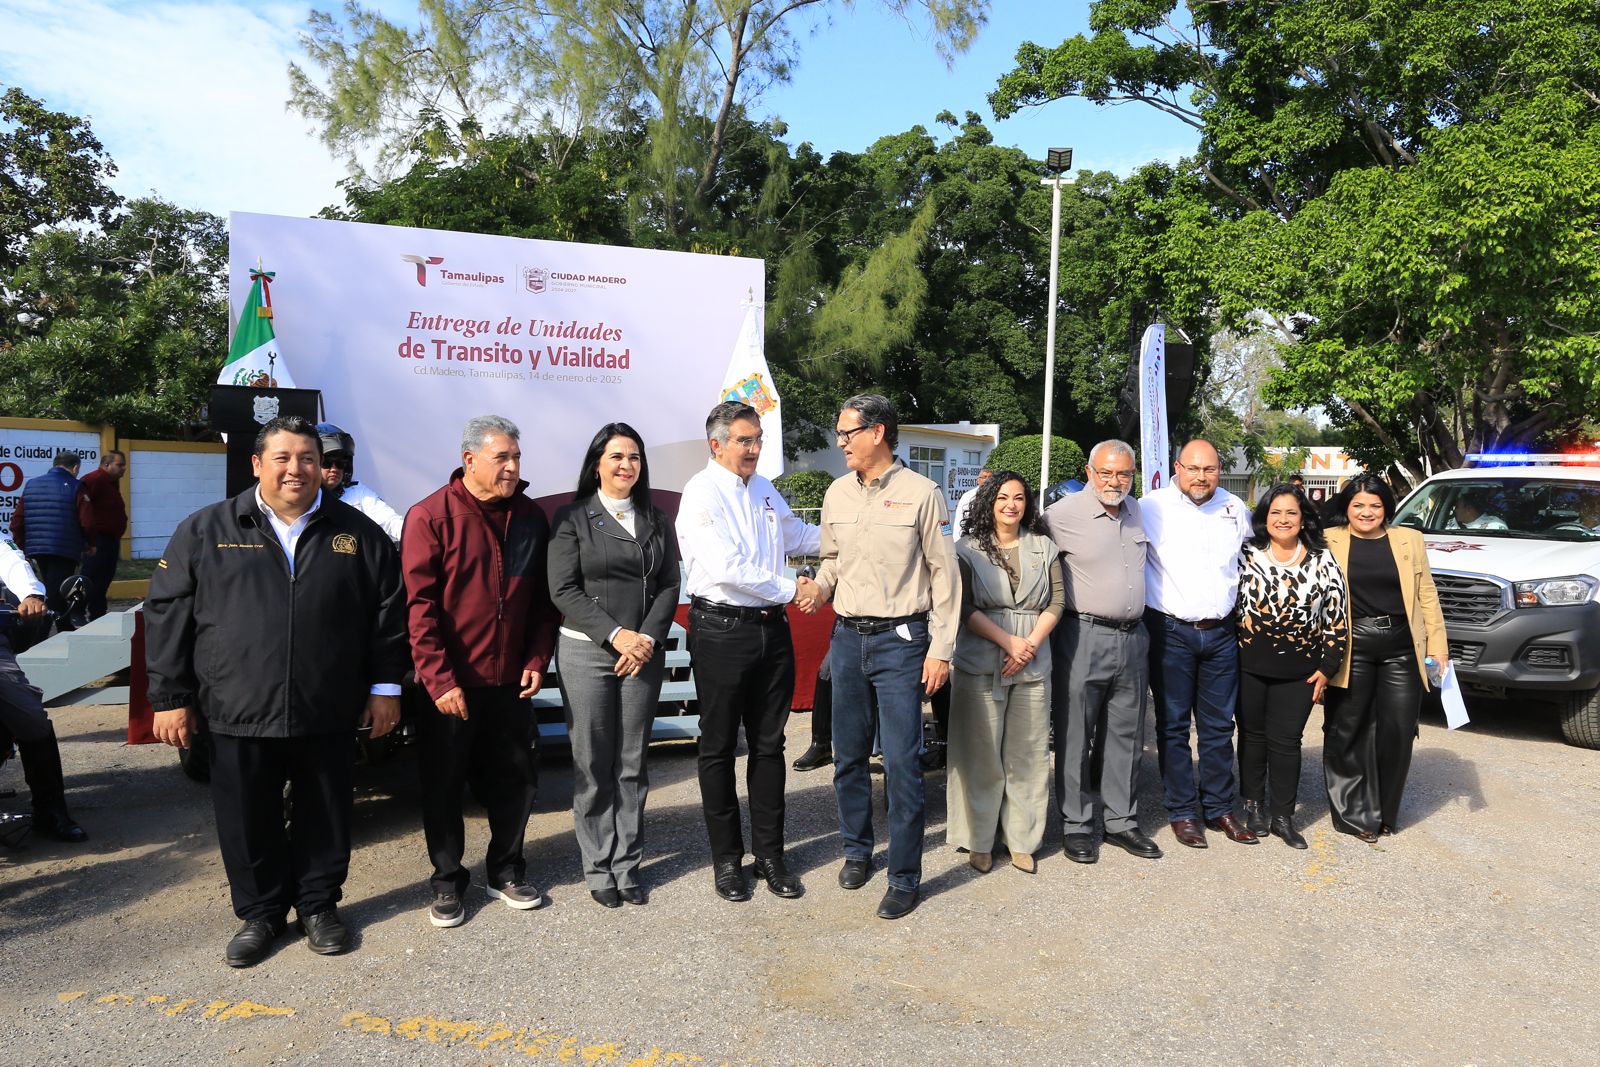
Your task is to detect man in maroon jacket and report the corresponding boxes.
[78,450,128,619]
[402,415,559,928]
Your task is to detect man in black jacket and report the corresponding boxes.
[145,416,408,968]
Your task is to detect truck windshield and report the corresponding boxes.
[1393,478,1600,541]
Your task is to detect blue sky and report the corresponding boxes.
[0,0,1199,219]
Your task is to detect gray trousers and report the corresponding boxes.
[1051,617,1149,834]
[556,633,663,892]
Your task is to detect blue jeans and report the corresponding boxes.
[1145,610,1240,821]
[829,618,929,893]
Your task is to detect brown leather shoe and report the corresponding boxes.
[1169,818,1208,849]
[1204,812,1260,844]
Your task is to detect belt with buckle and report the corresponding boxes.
[1077,613,1142,633]
[1167,611,1235,631]
[690,597,786,622]
[1354,614,1401,630]
[837,612,926,635]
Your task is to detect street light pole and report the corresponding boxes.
[1039,147,1074,509]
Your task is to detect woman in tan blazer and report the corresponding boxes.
[1322,474,1448,841]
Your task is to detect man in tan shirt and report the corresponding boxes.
[807,394,958,920]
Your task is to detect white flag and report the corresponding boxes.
[1138,322,1169,494]
[719,301,783,479]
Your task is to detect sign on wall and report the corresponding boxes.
[229,213,766,512]
[0,423,105,544]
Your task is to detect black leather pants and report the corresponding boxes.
[1323,619,1421,835]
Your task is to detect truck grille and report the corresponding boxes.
[1433,575,1504,625]
[1523,645,1571,669]
[1448,641,1483,668]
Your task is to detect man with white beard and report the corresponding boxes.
[1042,440,1162,865]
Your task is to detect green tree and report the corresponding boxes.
[0,86,120,273]
[0,198,227,438]
[992,0,1600,482]
[984,434,1086,491]
[290,0,988,234]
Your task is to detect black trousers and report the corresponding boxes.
[80,534,119,619]
[419,684,537,894]
[210,732,354,922]
[1323,620,1422,834]
[1237,670,1317,818]
[689,607,795,862]
[34,555,77,632]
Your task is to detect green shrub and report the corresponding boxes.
[774,468,833,510]
[984,435,1086,491]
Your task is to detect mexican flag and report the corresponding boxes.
[219,268,295,388]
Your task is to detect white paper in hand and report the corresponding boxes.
[1439,661,1470,730]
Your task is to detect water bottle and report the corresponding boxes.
[1424,656,1443,686]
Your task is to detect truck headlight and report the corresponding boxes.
[1513,575,1599,607]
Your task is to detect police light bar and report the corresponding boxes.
[1464,453,1600,467]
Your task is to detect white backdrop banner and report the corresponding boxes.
[1137,322,1169,495]
[228,212,766,512]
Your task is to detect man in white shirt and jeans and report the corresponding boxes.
[1141,439,1258,848]
[676,401,821,901]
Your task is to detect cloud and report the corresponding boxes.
[0,0,351,218]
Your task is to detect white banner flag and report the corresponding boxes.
[719,301,783,480]
[1138,322,1169,494]
[228,212,764,513]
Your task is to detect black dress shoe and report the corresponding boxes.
[1103,828,1163,859]
[1270,815,1308,850]
[1380,822,1396,836]
[876,886,918,920]
[618,885,647,906]
[1063,833,1098,864]
[752,856,803,898]
[1204,812,1260,844]
[713,859,752,902]
[918,744,946,772]
[300,909,348,955]
[838,857,871,890]
[591,888,623,908]
[792,742,833,772]
[225,919,284,968]
[1243,799,1269,838]
[1169,818,1208,848]
[35,810,87,844]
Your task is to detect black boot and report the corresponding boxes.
[1243,799,1269,838]
[1270,814,1307,850]
[20,725,87,843]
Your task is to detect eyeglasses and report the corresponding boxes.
[1180,464,1220,477]
[733,434,764,449]
[1092,469,1134,483]
[835,424,875,445]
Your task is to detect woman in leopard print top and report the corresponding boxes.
[1236,484,1349,848]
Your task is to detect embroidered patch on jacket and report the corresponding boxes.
[332,533,358,555]
[883,500,915,509]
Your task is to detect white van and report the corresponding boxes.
[1391,454,1600,748]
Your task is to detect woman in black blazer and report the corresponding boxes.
[548,423,680,907]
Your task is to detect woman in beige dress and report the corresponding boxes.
[948,471,1064,873]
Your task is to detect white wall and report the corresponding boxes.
[129,450,227,559]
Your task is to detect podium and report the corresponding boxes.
[209,385,322,497]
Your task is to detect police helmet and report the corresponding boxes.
[317,422,356,462]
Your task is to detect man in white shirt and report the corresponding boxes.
[0,540,87,843]
[1141,439,1258,849]
[318,423,404,543]
[676,401,821,901]
[951,467,991,543]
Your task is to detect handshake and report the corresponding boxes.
[793,575,824,615]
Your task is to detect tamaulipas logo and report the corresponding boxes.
[401,255,505,287]
[724,373,777,416]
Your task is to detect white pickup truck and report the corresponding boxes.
[1391,455,1600,748]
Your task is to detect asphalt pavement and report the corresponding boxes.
[1,698,1597,1066]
